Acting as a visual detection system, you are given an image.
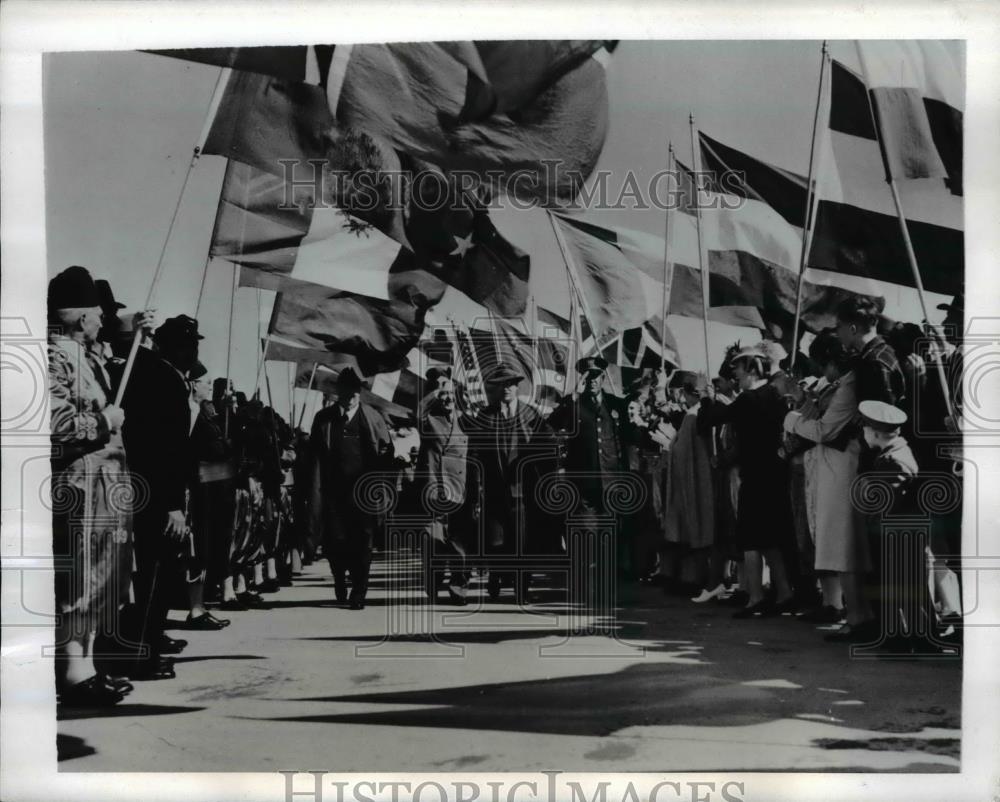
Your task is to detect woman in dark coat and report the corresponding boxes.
[698,346,796,617]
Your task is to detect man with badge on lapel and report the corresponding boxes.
[545,356,628,603]
[308,367,393,609]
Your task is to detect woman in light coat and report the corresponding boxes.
[783,331,866,627]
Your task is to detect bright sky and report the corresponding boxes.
[42,41,957,426]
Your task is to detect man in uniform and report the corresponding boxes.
[546,356,628,603]
[470,363,547,602]
[308,367,393,609]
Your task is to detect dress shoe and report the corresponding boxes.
[691,583,727,603]
[156,635,188,654]
[238,591,269,609]
[447,586,469,606]
[60,675,124,707]
[257,578,281,593]
[125,657,176,681]
[732,600,775,619]
[799,605,846,624]
[772,596,800,615]
[824,620,880,643]
[99,674,134,694]
[186,612,230,630]
[640,573,670,588]
[349,599,365,610]
[218,597,249,611]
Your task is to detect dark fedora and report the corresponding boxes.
[48,265,101,312]
[188,360,208,381]
[154,314,204,348]
[336,366,367,392]
[95,279,126,318]
[576,355,608,377]
[484,362,523,386]
[425,365,453,386]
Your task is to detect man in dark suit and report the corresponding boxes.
[546,356,629,602]
[469,363,547,602]
[308,367,393,609]
[118,315,205,679]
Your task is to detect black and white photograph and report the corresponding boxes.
[1,3,998,801]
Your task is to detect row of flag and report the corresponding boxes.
[152,39,962,424]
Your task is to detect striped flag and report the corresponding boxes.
[453,324,489,414]
[813,56,963,296]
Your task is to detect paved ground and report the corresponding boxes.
[57,553,961,772]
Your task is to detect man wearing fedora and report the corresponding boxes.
[469,362,547,602]
[308,367,393,609]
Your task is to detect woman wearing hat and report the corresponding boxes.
[698,345,796,618]
[47,266,134,705]
[782,331,860,627]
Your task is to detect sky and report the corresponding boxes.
[42,41,957,426]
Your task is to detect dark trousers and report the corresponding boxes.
[107,504,181,667]
[189,477,236,593]
[326,538,372,601]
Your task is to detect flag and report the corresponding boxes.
[854,41,963,191]
[685,127,962,338]
[203,73,531,316]
[334,41,615,204]
[493,318,568,414]
[549,213,772,338]
[814,57,963,295]
[453,324,489,413]
[294,363,415,421]
[267,277,427,376]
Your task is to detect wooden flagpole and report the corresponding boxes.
[547,210,621,395]
[661,142,676,372]
[296,362,319,430]
[854,41,955,419]
[688,113,713,378]
[789,42,830,372]
[114,66,233,406]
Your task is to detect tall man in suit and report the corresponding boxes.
[119,315,205,679]
[470,363,547,602]
[308,367,393,609]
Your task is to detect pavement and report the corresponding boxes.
[57,553,962,772]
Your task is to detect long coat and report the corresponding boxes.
[546,392,627,510]
[308,402,393,546]
[415,412,475,545]
[785,371,865,572]
[49,335,133,625]
[663,406,715,550]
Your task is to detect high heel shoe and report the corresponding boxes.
[691,583,727,603]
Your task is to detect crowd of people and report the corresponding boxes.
[48,264,965,709]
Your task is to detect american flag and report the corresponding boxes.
[453,323,489,414]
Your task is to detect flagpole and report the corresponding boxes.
[688,113,713,378]
[790,42,830,372]
[547,210,620,395]
[224,262,239,437]
[114,65,233,406]
[296,362,319,429]
[854,41,955,420]
[661,142,676,372]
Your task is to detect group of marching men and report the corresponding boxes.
[48,262,964,708]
